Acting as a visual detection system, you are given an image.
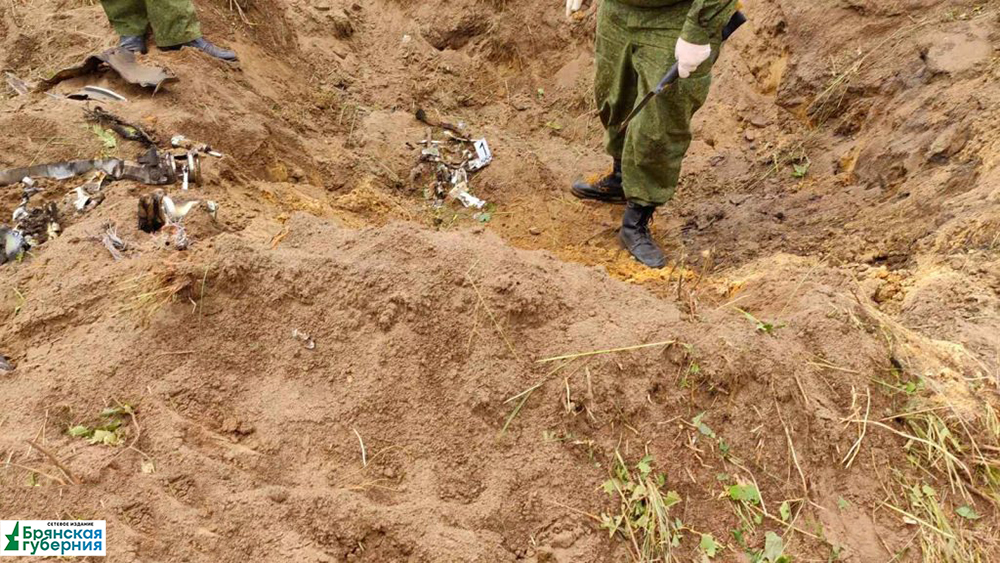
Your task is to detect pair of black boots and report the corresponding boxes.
[571,160,666,269]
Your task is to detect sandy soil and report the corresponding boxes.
[1,0,999,561]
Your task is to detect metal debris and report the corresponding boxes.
[291,329,316,350]
[39,48,177,91]
[171,135,223,158]
[138,189,200,233]
[1,226,27,265]
[4,72,29,96]
[163,194,200,221]
[415,108,465,136]
[71,172,107,212]
[414,113,493,209]
[0,147,200,188]
[13,182,60,248]
[455,190,486,209]
[0,355,13,373]
[448,168,486,209]
[2,181,60,265]
[67,86,128,103]
[100,223,129,261]
[206,201,220,221]
[163,223,190,250]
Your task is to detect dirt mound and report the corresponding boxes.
[2,0,1000,561]
[0,211,954,562]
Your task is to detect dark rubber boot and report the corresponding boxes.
[619,201,666,269]
[119,35,148,54]
[571,159,625,203]
[161,37,238,61]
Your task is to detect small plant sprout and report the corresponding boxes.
[600,451,682,562]
[735,308,786,336]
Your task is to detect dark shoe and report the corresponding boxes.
[619,201,666,269]
[161,37,238,61]
[119,35,148,54]
[571,159,625,203]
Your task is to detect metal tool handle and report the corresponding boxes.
[654,10,748,94]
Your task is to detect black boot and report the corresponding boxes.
[160,37,238,61]
[620,201,666,269]
[119,35,148,54]
[571,159,625,203]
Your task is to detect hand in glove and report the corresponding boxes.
[566,0,583,18]
[675,38,712,78]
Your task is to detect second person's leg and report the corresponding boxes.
[571,1,636,202]
[144,0,201,48]
[148,0,238,61]
[100,0,149,53]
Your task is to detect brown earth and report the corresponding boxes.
[1,0,999,561]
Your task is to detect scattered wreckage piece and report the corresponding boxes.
[414,111,493,209]
[67,86,128,103]
[72,172,108,213]
[0,147,201,188]
[137,189,199,234]
[292,329,316,350]
[163,223,190,250]
[2,181,61,266]
[1,226,27,265]
[171,135,223,158]
[99,223,130,261]
[4,72,29,96]
[0,355,13,373]
[84,107,156,146]
[12,180,61,247]
[38,48,177,92]
[415,108,466,136]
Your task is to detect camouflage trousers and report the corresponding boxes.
[100,0,202,47]
[595,0,724,206]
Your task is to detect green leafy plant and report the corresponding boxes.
[90,125,117,156]
[956,505,981,520]
[67,403,134,447]
[600,451,682,562]
[735,308,786,336]
[700,533,721,558]
[750,531,791,563]
[779,501,792,522]
[727,481,763,533]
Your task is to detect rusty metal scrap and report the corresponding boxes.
[39,48,177,91]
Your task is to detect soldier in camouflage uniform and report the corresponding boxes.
[100,0,237,61]
[568,0,738,268]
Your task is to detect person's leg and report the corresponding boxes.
[571,1,636,202]
[148,0,238,61]
[615,5,717,268]
[595,1,638,166]
[145,0,201,48]
[99,0,149,38]
[621,32,713,208]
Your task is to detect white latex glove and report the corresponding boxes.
[566,0,583,18]
[675,37,712,78]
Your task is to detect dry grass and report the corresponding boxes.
[117,271,190,326]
